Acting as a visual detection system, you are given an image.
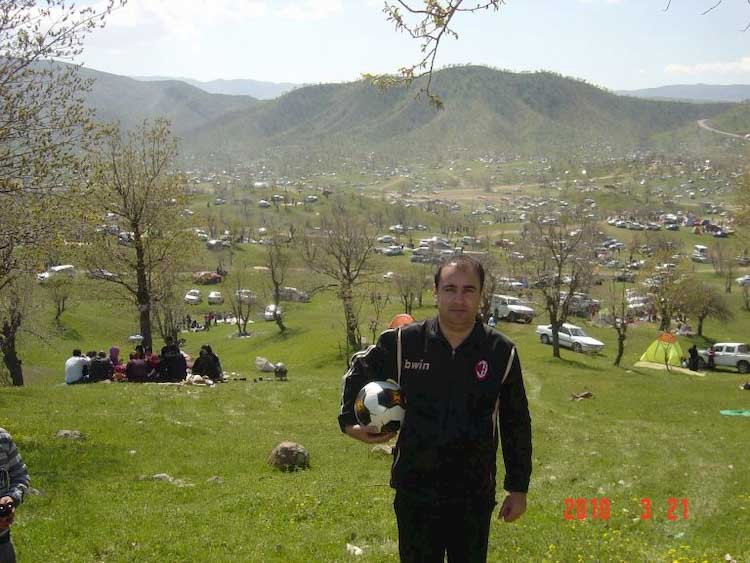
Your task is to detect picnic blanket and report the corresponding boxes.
[719,410,750,417]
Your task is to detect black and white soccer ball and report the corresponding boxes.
[354,380,405,433]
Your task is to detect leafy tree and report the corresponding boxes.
[0,276,34,386]
[681,280,734,338]
[0,0,124,287]
[84,120,192,349]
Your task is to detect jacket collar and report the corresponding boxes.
[426,316,488,352]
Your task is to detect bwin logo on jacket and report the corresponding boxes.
[403,359,430,371]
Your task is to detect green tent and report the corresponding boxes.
[639,333,683,367]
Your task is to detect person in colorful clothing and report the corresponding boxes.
[0,428,30,563]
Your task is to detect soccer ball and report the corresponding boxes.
[354,380,405,433]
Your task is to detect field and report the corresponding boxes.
[3,269,750,562]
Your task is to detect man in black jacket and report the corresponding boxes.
[338,256,532,563]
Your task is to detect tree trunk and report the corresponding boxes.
[272,286,286,333]
[134,234,153,349]
[697,316,705,337]
[1,313,24,386]
[340,285,360,353]
[614,332,626,367]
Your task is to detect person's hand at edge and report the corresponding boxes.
[0,496,15,529]
[344,424,396,444]
[498,491,526,522]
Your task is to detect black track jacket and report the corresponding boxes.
[338,318,532,504]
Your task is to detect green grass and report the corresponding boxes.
[3,274,750,562]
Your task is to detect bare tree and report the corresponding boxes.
[84,120,191,349]
[518,210,597,358]
[393,269,424,315]
[605,280,630,367]
[368,290,391,344]
[45,278,73,323]
[301,198,376,354]
[477,254,502,320]
[709,239,735,294]
[368,1,505,107]
[265,229,291,334]
[226,269,257,338]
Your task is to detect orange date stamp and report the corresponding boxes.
[563,497,689,521]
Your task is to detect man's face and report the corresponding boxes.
[434,264,482,330]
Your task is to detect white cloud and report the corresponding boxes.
[102,0,268,37]
[276,0,343,21]
[665,56,750,75]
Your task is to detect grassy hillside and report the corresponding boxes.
[3,247,750,561]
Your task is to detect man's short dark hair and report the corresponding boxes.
[98,351,106,358]
[434,255,485,290]
[72,349,82,356]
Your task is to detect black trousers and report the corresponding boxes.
[394,491,495,563]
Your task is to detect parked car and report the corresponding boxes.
[278,286,310,303]
[86,268,117,281]
[735,275,750,287]
[489,294,535,323]
[535,323,604,353]
[193,271,223,284]
[264,304,282,321]
[37,264,75,283]
[382,245,404,256]
[207,291,224,305]
[561,292,601,317]
[184,289,201,304]
[234,289,257,304]
[697,343,750,373]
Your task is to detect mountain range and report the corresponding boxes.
[617,84,750,103]
[79,64,742,160]
[131,75,298,100]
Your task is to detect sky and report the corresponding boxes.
[78,0,750,90]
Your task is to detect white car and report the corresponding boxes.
[490,294,534,323]
[382,245,403,256]
[264,304,282,321]
[184,289,201,304]
[535,323,604,353]
[207,291,224,305]
[735,275,750,287]
[37,264,75,283]
[697,343,750,373]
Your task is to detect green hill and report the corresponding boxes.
[79,66,260,134]
[184,66,732,159]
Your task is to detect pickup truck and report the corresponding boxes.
[698,343,750,373]
[535,323,604,353]
[490,294,534,323]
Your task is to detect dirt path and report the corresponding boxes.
[697,119,749,141]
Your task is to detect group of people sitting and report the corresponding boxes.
[64,338,223,384]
